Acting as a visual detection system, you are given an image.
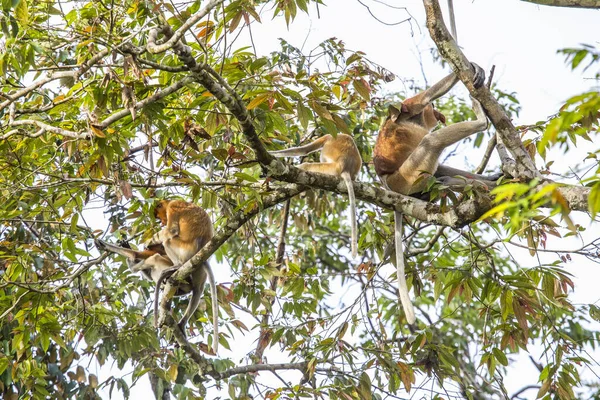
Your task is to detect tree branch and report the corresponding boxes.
[4,119,88,139]
[0,48,111,112]
[210,362,308,380]
[146,0,225,54]
[522,0,600,7]
[423,0,540,181]
[97,76,196,128]
[254,198,291,362]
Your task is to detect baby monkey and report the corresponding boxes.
[373,63,489,324]
[270,133,362,258]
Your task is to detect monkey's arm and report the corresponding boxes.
[417,72,459,105]
[417,63,486,106]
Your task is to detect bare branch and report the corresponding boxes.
[4,119,88,139]
[522,0,600,7]
[146,0,225,54]
[98,75,196,128]
[0,48,111,112]
[475,135,497,175]
[211,362,308,380]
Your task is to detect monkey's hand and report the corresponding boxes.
[94,239,107,251]
[470,62,485,89]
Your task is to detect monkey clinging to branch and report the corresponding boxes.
[270,133,362,258]
[373,63,489,325]
[147,200,218,350]
[97,199,219,353]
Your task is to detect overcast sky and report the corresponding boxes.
[94,1,600,398]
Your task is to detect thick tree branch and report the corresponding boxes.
[522,0,600,7]
[423,0,540,181]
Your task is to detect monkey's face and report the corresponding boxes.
[154,200,169,225]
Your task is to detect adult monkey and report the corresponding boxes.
[97,199,219,353]
[148,201,217,342]
[373,64,488,324]
[270,134,362,258]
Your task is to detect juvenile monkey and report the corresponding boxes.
[270,133,362,258]
[95,240,174,282]
[373,63,488,324]
[148,199,218,352]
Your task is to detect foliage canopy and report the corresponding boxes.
[0,0,599,399]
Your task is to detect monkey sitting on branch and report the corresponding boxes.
[270,133,362,259]
[96,199,219,353]
[373,63,493,325]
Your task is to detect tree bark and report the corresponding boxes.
[522,0,600,8]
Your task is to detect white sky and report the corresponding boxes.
[92,1,600,399]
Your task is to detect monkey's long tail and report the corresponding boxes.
[394,211,416,324]
[206,264,219,354]
[341,172,358,259]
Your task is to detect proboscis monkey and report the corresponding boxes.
[95,239,217,351]
[270,133,362,258]
[373,63,488,324]
[147,199,218,352]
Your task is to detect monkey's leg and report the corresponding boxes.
[127,253,172,272]
[400,98,487,186]
[411,72,459,109]
[95,239,139,260]
[297,162,341,176]
[269,135,332,157]
[177,266,208,336]
[148,227,169,246]
[435,165,502,182]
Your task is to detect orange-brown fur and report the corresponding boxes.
[150,199,218,352]
[270,134,362,258]
[152,199,214,265]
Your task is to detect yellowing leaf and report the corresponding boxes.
[310,101,333,121]
[15,0,29,26]
[353,78,371,101]
[167,364,178,382]
[91,125,105,138]
[246,93,270,110]
[88,374,98,388]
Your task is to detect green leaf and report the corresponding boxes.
[0,356,9,375]
[492,348,508,366]
[353,78,370,101]
[297,101,311,130]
